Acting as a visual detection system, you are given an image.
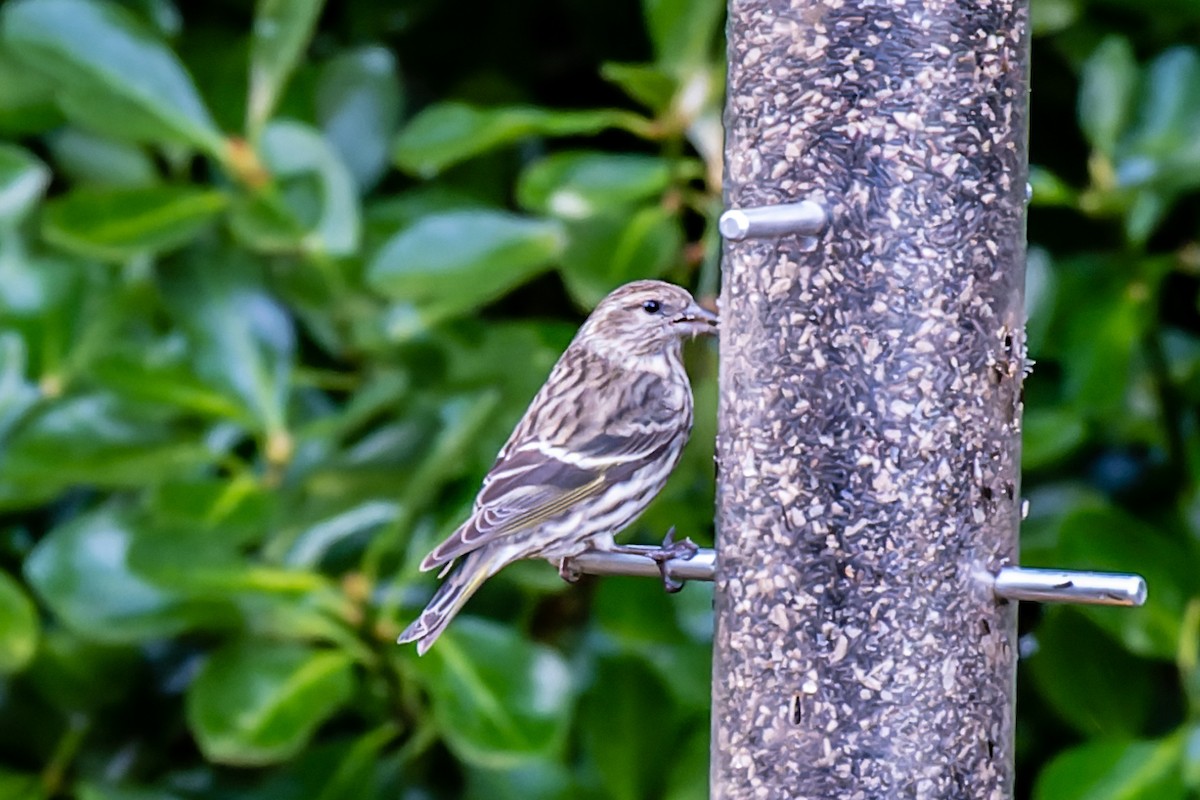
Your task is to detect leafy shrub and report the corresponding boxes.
[0,0,1197,798]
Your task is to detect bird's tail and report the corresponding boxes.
[397,548,507,655]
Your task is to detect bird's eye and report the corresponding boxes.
[642,300,662,314]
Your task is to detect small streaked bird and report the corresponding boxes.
[398,280,717,654]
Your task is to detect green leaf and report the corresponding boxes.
[367,209,565,314]
[0,42,59,135]
[0,143,49,223]
[0,332,39,444]
[160,252,295,434]
[1079,36,1137,156]
[0,770,44,800]
[559,207,682,307]
[579,656,679,800]
[410,617,573,767]
[642,0,724,66]
[24,509,228,642]
[250,728,399,800]
[0,0,224,155]
[316,45,403,191]
[1055,507,1193,659]
[0,393,217,496]
[25,628,139,713]
[1022,407,1087,470]
[78,784,185,800]
[1027,609,1154,737]
[393,102,646,177]
[186,640,355,766]
[283,499,401,569]
[1052,254,1158,417]
[46,128,159,187]
[464,760,576,800]
[1027,165,1077,208]
[517,152,672,218]
[0,570,38,674]
[230,120,361,257]
[1033,737,1185,800]
[247,0,325,135]
[42,185,227,262]
[601,62,679,113]
[1126,48,1200,166]
[591,576,711,711]
[1031,0,1079,35]
[664,725,709,800]
[123,0,181,36]
[313,727,398,800]
[90,348,252,423]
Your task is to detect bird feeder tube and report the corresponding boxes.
[712,0,1032,796]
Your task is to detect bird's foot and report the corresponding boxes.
[645,527,698,593]
[614,527,700,592]
[558,557,582,584]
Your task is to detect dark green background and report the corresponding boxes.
[0,0,1197,797]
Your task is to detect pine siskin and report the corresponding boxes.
[398,280,717,654]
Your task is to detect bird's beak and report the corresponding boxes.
[672,302,719,337]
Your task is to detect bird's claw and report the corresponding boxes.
[650,526,698,593]
[558,558,582,584]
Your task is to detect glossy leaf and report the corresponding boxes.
[410,617,573,767]
[1027,165,1077,208]
[518,152,671,218]
[601,62,679,113]
[464,760,576,800]
[24,628,140,713]
[41,185,227,261]
[393,102,645,177]
[232,120,361,256]
[78,784,185,800]
[367,209,565,313]
[1125,47,1200,169]
[0,770,44,800]
[250,728,399,800]
[159,253,295,434]
[1031,0,1079,35]
[1051,254,1158,417]
[24,509,228,642]
[1055,507,1193,659]
[642,0,724,66]
[0,143,49,223]
[591,576,711,711]
[1022,407,1087,470]
[90,348,252,423]
[0,570,38,674]
[187,640,355,766]
[0,42,59,134]
[1027,609,1154,737]
[1033,737,1185,800]
[247,0,325,134]
[0,332,39,444]
[0,0,224,154]
[0,393,217,495]
[46,128,158,187]
[559,207,682,307]
[664,725,709,800]
[316,45,402,191]
[579,656,679,800]
[1079,37,1137,156]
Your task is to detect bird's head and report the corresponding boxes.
[578,280,718,358]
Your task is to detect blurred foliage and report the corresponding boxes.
[0,0,1196,797]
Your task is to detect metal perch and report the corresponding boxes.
[565,548,1147,608]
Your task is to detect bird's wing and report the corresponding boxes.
[418,427,676,571]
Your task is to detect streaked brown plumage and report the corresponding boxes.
[397,280,717,654]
